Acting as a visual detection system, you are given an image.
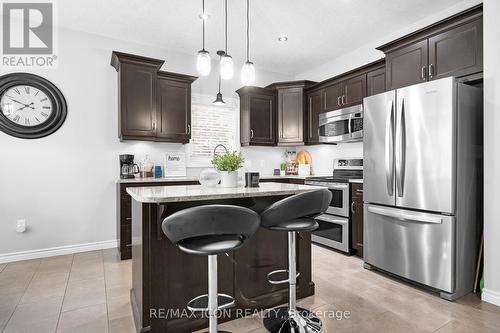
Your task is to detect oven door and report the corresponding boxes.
[318,104,363,143]
[306,181,349,217]
[312,214,349,253]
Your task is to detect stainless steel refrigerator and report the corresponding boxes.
[363,77,482,301]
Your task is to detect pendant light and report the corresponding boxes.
[196,0,211,76]
[220,0,233,80]
[213,51,226,105]
[241,0,255,85]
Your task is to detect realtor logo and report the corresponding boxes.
[1,2,57,68]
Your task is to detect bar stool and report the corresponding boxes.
[260,189,332,333]
[161,205,260,333]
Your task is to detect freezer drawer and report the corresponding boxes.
[364,204,455,293]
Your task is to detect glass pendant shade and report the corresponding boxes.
[212,92,226,105]
[220,54,234,80]
[241,61,255,85]
[196,50,211,76]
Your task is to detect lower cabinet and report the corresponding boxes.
[351,183,364,257]
[117,181,198,260]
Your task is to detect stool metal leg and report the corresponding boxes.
[208,255,218,333]
[263,232,322,333]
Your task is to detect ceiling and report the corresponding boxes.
[58,0,464,76]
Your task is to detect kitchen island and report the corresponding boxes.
[128,182,324,333]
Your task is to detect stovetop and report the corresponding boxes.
[307,158,363,183]
[307,174,363,183]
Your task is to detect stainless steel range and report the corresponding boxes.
[305,158,363,253]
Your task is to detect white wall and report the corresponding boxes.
[0,27,292,257]
[295,0,483,82]
[482,0,500,307]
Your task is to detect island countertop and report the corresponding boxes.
[127,182,326,203]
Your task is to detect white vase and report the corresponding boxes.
[220,171,238,188]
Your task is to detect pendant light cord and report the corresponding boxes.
[224,0,228,54]
[202,0,205,50]
[246,0,249,61]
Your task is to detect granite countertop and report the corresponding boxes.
[127,182,326,203]
[116,174,329,184]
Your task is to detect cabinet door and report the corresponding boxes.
[306,91,321,144]
[367,67,386,96]
[120,63,157,138]
[250,94,275,145]
[322,82,344,112]
[351,183,364,257]
[428,19,483,81]
[344,74,366,107]
[156,77,190,143]
[278,87,304,145]
[386,40,428,90]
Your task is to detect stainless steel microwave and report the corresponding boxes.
[318,104,363,143]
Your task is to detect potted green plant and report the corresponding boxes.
[211,151,244,187]
[279,162,287,176]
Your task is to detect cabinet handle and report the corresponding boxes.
[356,189,364,193]
[429,64,434,79]
[351,201,356,214]
[187,124,191,135]
[342,95,346,105]
[421,66,426,81]
[152,122,156,130]
[250,129,254,138]
[337,96,341,107]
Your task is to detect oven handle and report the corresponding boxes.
[315,215,349,225]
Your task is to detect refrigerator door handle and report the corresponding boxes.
[385,100,394,196]
[367,206,443,224]
[396,98,406,197]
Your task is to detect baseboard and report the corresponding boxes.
[482,288,500,307]
[0,240,118,264]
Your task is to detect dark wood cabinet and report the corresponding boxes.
[322,82,344,112]
[380,5,482,90]
[111,51,197,143]
[237,87,276,146]
[428,18,483,81]
[344,74,367,107]
[385,40,428,90]
[351,183,364,258]
[270,81,316,146]
[306,90,322,144]
[321,74,367,111]
[117,180,198,260]
[367,67,386,96]
[277,87,303,145]
[156,71,197,143]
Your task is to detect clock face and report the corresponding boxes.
[0,85,53,127]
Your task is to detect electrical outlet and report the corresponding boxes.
[16,219,27,233]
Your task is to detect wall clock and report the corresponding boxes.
[0,73,67,139]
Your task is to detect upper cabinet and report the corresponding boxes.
[271,81,316,146]
[366,67,386,96]
[379,5,482,90]
[237,87,276,146]
[428,18,483,81]
[156,71,197,143]
[321,75,366,112]
[305,90,322,145]
[111,51,197,143]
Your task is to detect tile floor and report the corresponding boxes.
[0,245,499,333]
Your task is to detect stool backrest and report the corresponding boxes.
[162,204,261,245]
[260,189,332,228]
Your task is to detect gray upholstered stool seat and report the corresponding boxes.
[162,204,260,333]
[260,189,332,333]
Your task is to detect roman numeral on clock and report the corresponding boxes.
[42,106,51,109]
[25,118,30,125]
[24,87,30,94]
[13,115,20,122]
[41,112,49,117]
[13,88,20,94]
[40,98,48,102]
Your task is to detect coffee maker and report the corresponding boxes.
[120,154,139,179]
